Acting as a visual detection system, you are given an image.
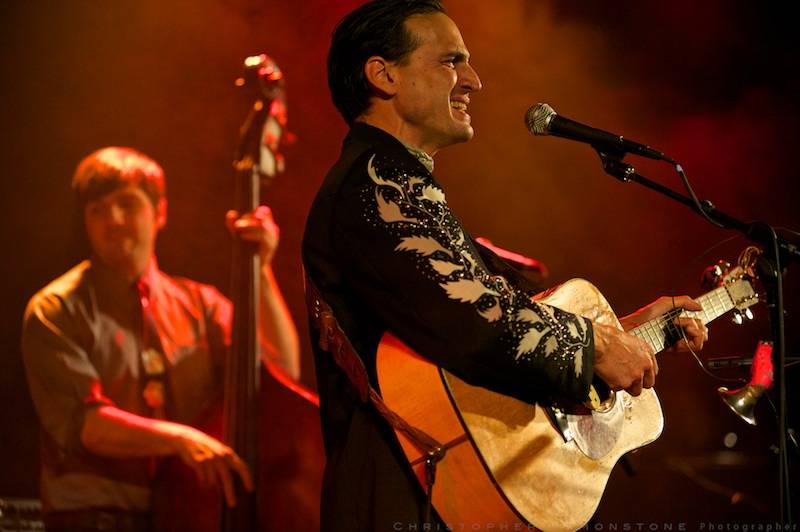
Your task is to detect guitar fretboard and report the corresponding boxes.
[630,286,733,353]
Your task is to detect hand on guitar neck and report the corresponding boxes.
[620,295,708,353]
[593,295,708,396]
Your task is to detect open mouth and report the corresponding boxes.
[450,101,468,113]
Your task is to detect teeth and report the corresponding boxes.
[450,101,467,111]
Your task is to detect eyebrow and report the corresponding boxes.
[444,50,470,62]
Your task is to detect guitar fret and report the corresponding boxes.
[642,328,651,351]
[702,301,713,322]
[717,292,727,318]
[647,321,664,352]
[653,322,666,351]
[644,327,653,354]
[634,324,658,353]
[707,290,719,319]
[711,290,721,315]
[643,326,655,351]
[696,287,730,323]
[719,288,733,313]
[718,289,728,316]
[631,280,747,355]
[722,287,734,312]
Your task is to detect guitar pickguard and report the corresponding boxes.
[565,392,628,460]
[544,393,628,461]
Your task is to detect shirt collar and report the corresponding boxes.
[400,141,434,173]
[348,122,435,174]
[89,256,162,302]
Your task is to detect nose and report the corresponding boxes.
[108,203,126,225]
[460,62,482,93]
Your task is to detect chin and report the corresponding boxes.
[453,126,474,144]
[433,124,475,151]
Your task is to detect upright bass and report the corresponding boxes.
[222,53,288,532]
[153,54,322,531]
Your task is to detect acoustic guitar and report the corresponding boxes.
[376,266,758,531]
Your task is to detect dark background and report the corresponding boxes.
[1,0,798,527]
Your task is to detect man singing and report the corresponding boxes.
[303,1,709,530]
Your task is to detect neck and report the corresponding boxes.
[356,114,439,157]
[94,254,152,284]
[400,141,435,172]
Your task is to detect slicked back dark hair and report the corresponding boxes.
[328,0,445,125]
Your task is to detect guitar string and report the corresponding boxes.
[668,292,744,384]
[647,287,728,345]
[635,294,742,384]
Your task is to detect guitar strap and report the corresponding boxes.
[304,274,446,524]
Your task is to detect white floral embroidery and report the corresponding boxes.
[366,154,590,378]
[418,185,446,204]
[395,236,453,258]
[375,190,417,223]
[440,279,499,303]
[478,301,503,323]
[429,260,463,276]
[517,326,546,360]
[368,156,405,193]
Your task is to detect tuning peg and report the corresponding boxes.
[744,308,754,321]
[731,310,744,325]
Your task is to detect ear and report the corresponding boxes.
[364,55,398,97]
[155,197,167,229]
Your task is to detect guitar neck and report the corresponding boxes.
[630,286,733,354]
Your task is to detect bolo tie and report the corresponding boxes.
[136,279,169,420]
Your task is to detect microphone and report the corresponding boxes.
[525,103,675,163]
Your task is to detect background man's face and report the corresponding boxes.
[391,12,482,154]
[84,184,162,276]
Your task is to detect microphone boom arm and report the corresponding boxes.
[593,146,797,525]
[593,148,800,262]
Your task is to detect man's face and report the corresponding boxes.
[391,12,482,154]
[84,184,164,277]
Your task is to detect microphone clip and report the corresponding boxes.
[594,147,636,183]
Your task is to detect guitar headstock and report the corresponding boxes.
[703,254,760,324]
[234,53,289,181]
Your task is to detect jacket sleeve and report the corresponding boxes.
[331,152,595,404]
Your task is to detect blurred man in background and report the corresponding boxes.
[22,146,300,531]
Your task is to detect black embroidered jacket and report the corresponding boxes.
[302,123,595,531]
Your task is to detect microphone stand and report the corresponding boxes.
[706,355,800,369]
[595,147,799,524]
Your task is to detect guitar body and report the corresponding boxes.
[376,279,664,531]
